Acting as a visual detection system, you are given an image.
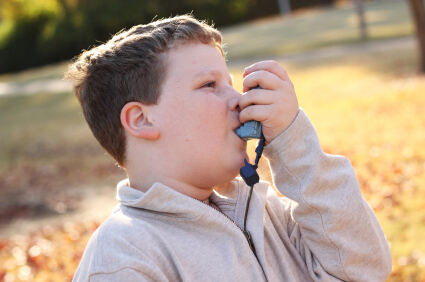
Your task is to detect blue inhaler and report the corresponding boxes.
[234,86,263,141]
[234,121,262,140]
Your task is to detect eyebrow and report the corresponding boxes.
[194,69,233,86]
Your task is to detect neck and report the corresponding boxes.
[127,172,214,201]
[124,145,215,201]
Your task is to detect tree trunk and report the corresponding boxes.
[353,0,368,40]
[408,0,425,73]
[278,0,291,16]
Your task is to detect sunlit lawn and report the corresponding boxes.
[0,41,424,280]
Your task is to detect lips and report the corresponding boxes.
[232,121,243,131]
[232,124,245,140]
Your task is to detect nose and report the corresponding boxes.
[227,87,242,112]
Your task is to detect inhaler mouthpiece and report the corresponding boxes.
[235,121,263,140]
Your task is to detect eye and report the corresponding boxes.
[201,81,216,88]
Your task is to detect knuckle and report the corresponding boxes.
[239,96,248,109]
[257,70,270,82]
[270,60,280,68]
[260,70,270,77]
[244,73,255,84]
[290,81,295,90]
[286,82,295,94]
[283,81,293,92]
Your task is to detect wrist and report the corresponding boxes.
[266,108,301,144]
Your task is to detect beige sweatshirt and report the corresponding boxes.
[73,108,392,282]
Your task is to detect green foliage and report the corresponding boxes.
[0,0,154,73]
[0,0,334,73]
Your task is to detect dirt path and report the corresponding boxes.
[0,185,117,239]
[228,36,415,68]
[0,79,72,97]
[0,36,415,97]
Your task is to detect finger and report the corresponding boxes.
[239,104,270,124]
[243,70,281,92]
[238,89,274,110]
[244,60,289,82]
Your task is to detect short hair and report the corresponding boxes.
[65,15,223,167]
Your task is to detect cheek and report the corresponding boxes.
[161,94,228,147]
[158,94,192,133]
[197,96,228,138]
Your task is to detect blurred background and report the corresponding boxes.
[0,0,424,280]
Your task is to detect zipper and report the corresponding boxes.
[192,196,249,241]
[189,195,268,281]
[243,229,257,256]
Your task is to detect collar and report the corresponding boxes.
[116,178,269,224]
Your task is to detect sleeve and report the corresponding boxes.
[263,107,392,281]
[89,267,168,282]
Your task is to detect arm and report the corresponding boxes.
[239,60,391,281]
[263,108,392,281]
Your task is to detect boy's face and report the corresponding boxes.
[152,42,247,189]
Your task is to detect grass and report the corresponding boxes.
[0,90,121,174]
[221,0,413,60]
[0,91,124,227]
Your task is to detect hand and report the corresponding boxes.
[238,60,299,144]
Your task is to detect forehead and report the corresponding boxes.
[163,42,228,81]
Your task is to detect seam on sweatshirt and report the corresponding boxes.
[122,206,197,221]
[281,163,350,281]
[88,266,151,280]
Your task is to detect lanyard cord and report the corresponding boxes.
[240,136,265,255]
[241,135,265,231]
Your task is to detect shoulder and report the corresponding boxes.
[73,205,163,278]
[89,205,162,254]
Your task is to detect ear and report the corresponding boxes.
[120,102,160,141]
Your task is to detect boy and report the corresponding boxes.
[67,15,391,281]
